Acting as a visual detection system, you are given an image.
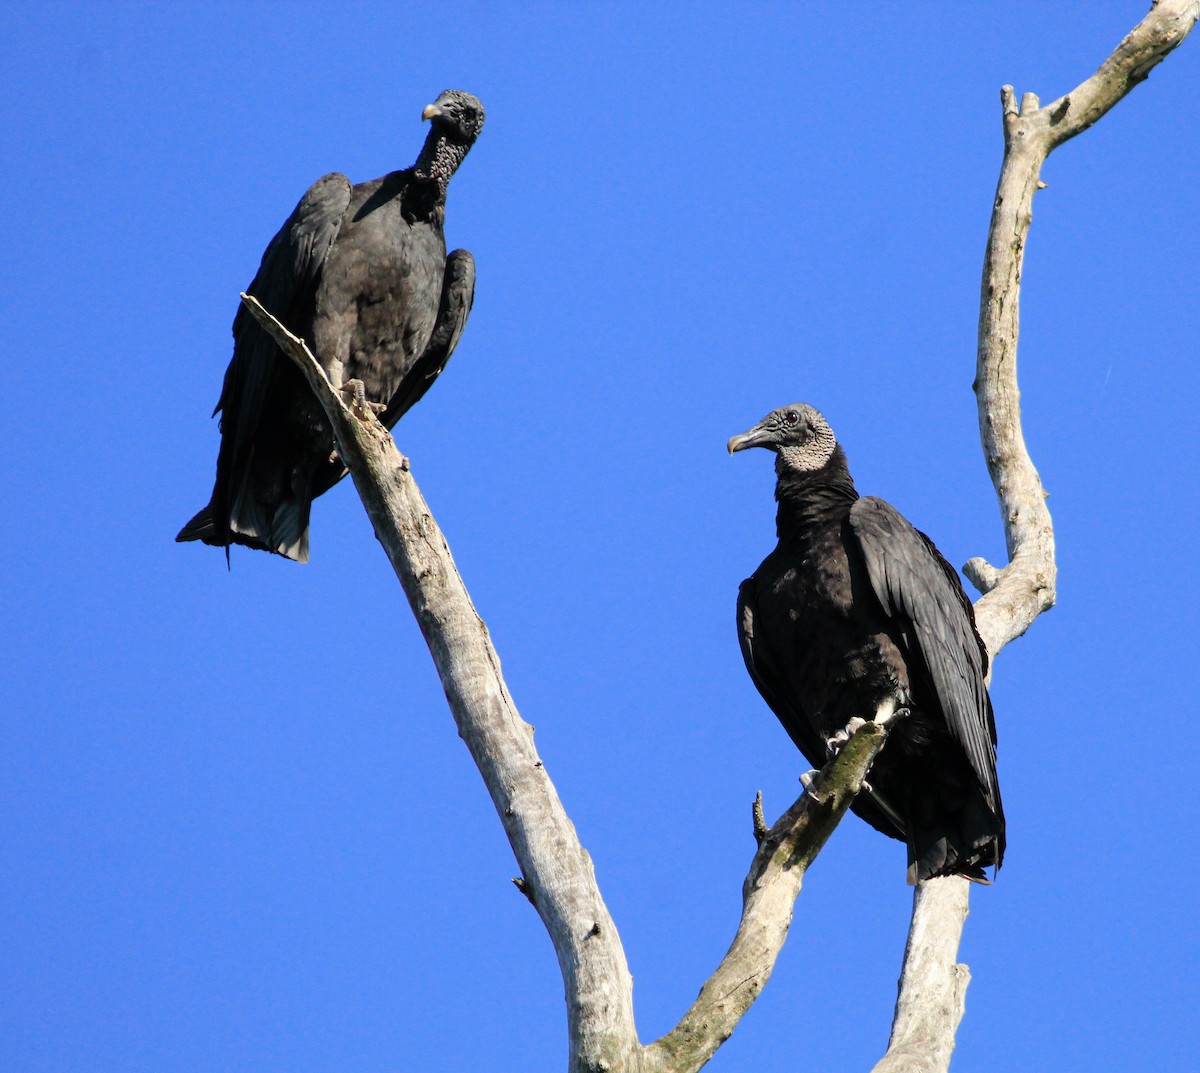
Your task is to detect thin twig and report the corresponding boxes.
[752,791,768,845]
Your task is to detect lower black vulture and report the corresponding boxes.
[177,90,484,562]
[729,403,1004,883]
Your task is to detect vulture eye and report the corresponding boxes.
[785,411,800,426]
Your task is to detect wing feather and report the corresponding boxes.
[737,575,907,840]
[211,173,352,523]
[736,577,826,768]
[848,497,1001,813]
[378,247,475,428]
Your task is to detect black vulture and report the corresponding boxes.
[177,90,485,562]
[729,403,1004,883]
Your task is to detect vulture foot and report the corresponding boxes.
[825,717,868,757]
[339,379,388,421]
[799,768,829,804]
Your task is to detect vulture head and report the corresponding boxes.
[728,403,838,473]
[422,90,486,144]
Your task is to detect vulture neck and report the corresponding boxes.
[773,446,860,539]
[413,128,472,199]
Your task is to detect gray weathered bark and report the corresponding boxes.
[241,294,644,1073]
[240,294,890,1073]
[236,5,1195,1068]
[873,4,1198,1072]
[642,726,889,1073]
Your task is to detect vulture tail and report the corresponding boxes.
[176,505,216,544]
[905,794,1004,885]
[175,478,311,564]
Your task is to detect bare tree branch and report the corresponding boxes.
[241,294,889,1073]
[239,294,644,1073]
[237,11,1195,1067]
[876,5,1198,1071]
[969,0,1198,654]
[645,725,888,1073]
[872,878,971,1073]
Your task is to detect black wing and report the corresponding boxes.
[377,248,475,429]
[737,575,907,840]
[211,173,352,514]
[847,497,1001,815]
[737,576,828,768]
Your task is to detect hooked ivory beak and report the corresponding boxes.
[422,103,443,121]
[728,425,773,455]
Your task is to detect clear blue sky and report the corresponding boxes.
[3,4,1197,1071]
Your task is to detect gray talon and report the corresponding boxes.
[825,717,868,757]
[338,378,387,419]
[801,768,829,804]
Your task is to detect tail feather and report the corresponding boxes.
[907,836,992,885]
[227,467,311,562]
[176,506,216,544]
[906,797,1004,885]
[176,477,311,564]
[234,496,309,563]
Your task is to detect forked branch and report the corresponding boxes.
[875,5,1198,1072]
[241,293,888,1073]
[239,10,1196,1067]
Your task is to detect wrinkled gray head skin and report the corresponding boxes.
[727,402,838,473]
[422,90,486,143]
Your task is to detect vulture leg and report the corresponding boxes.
[870,696,911,727]
[338,378,389,419]
[824,698,910,756]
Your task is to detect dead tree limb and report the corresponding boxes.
[240,294,643,1073]
[643,724,888,1073]
[240,294,888,1073]
[873,5,1198,1072]
[237,10,1195,1066]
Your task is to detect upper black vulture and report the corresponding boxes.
[177,89,485,562]
[729,403,1004,883]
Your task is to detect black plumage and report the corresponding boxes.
[729,403,1004,883]
[177,90,484,562]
